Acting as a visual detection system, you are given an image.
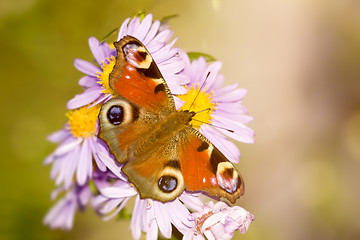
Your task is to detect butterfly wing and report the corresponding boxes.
[99,36,177,163]
[109,35,175,112]
[98,97,157,163]
[119,125,244,203]
[178,127,245,204]
[100,36,244,204]
[121,138,186,202]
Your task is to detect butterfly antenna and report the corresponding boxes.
[195,108,211,114]
[188,72,211,112]
[191,118,235,133]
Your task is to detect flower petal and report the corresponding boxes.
[212,88,248,103]
[158,60,185,76]
[204,61,222,90]
[200,125,240,163]
[147,219,158,240]
[179,192,204,213]
[67,87,102,109]
[53,137,82,157]
[89,37,107,65]
[78,76,98,88]
[127,17,141,36]
[165,74,190,86]
[47,129,69,143]
[63,145,81,189]
[167,82,187,94]
[211,118,255,144]
[103,197,131,221]
[76,138,92,185]
[153,202,172,238]
[87,93,110,108]
[215,109,254,124]
[90,139,107,172]
[167,200,193,233]
[131,196,145,240]
[100,183,137,198]
[97,151,126,180]
[133,14,153,41]
[78,186,92,206]
[143,20,160,45]
[74,58,100,77]
[118,18,131,40]
[174,96,185,110]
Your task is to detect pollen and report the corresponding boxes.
[178,84,216,129]
[195,210,214,234]
[66,104,101,138]
[97,56,116,95]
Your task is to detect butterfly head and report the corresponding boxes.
[177,109,196,123]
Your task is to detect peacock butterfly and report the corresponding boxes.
[98,36,244,203]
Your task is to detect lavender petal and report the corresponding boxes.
[66,87,102,109]
[74,58,100,77]
[89,37,107,65]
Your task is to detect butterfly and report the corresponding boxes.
[98,35,244,204]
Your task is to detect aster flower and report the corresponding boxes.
[93,175,204,240]
[44,12,256,240]
[178,53,255,163]
[67,13,189,110]
[183,201,254,240]
[44,104,111,188]
[43,184,91,230]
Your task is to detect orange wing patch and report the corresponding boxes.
[179,137,217,190]
[112,63,167,110]
[179,131,244,203]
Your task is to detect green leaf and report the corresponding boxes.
[117,207,132,220]
[100,27,119,44]
[88,179,100,195]
[134,10,146,21]
[187,52,217,62]
[160,14,179,24]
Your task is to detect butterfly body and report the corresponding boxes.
[98,36,244,203]
[130,110,195,158]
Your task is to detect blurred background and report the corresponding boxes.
[1,0,360,239]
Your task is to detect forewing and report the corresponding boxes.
[110,35,175,112]
[98,97,155,163]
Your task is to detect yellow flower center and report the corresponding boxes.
[66,104,101,138]
[178,84,216,129]
[97,56,116,95]
[195,210,214,234]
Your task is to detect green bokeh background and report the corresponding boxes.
[1,0,360,239]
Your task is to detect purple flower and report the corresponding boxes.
[67,13,189,110]
[44,13,255,240]
[44,105,112,188]
[178,53,255,163]
[43,184,91,230]
[183,201,254,240]
[93,175,204,240]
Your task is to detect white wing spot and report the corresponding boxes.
[210,177,217,186]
